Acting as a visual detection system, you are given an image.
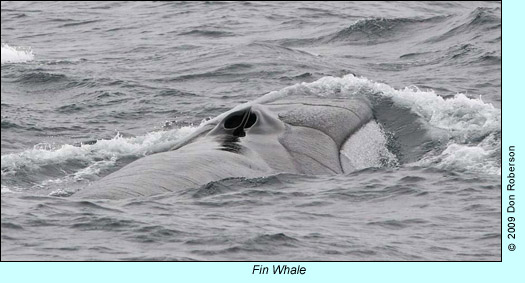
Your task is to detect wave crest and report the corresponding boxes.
[1,43,34,64]
[1,126,197,189]
[324,16,447,44]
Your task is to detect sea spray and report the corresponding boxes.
[1,43,34,64]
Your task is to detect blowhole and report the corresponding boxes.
[245,113,257,128]
[223,111,257,130]
[224,112,245,129]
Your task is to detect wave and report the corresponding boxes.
[172,63,255,81]
[413,132,501,176]
[1,120,23,129]
[14,71,67,84]
[323,16,448,44]
[59,19,101,28]
[425,7,501,44]
[1,126,198,189]
[260,74,499,136]
[1,185,14,194]
[1,43,34,64]
[468,7,501,28]
[178,29,235,37]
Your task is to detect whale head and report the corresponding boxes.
[172,97,374,175]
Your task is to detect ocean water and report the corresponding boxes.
[1,1,501,261]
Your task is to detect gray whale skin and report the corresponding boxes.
[74,95,373,199]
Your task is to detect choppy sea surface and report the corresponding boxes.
[1,1,501,261]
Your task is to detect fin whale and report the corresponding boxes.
[74,96,374,199]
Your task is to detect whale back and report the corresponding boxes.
[74,96,373,199]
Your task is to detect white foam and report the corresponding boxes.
[1,185,15,194]
[340,120,398,172]
[413,133,501,175]
[1,126,197,180]
[1,43,34,64]
[263,74,500,138]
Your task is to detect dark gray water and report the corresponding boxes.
[1,1,501,261]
